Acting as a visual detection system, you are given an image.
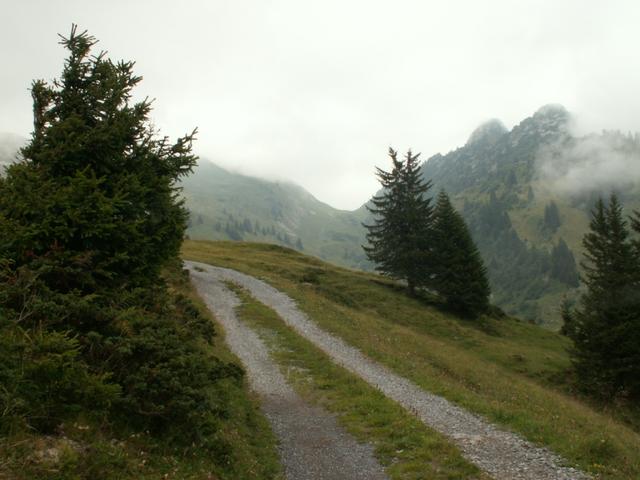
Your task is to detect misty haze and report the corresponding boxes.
[1,2,640,480]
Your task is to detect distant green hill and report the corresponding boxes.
[182,161,370,269]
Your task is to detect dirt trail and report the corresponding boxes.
[188,266,388,480]
[186,260,590,480]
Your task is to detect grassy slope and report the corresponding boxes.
[0,263,282,480]
[183,240,640,480]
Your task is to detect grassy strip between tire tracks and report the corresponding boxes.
[229,283,489,480]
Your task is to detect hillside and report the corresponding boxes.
[5,105,640,329]
[182,161,369,268]
[182,106,640,328]
[421,105,640,326]
[183,240,640,480]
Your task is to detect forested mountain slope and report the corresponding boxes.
[421,105,640,326]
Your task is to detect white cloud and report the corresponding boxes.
[537,132,640,195]
[2,0,640,208]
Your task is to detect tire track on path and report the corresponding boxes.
[188,265,388,480]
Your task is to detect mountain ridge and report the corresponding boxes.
[3,105,639,327]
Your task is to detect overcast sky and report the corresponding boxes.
[2,1,640,209]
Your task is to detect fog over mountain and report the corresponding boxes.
[2,1,640,209]
[537,131,640,196]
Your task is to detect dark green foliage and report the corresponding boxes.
[567,194,640,399]
[0,26,243,451]
[463,194,556,320]
[363,148,434,294]
[632,210,640,255]
[3,28,196,290]
[108,284,243,445]
[432,191,490,316]
[543,201,561,232]
[551,238,579,287]
[225,222,243,240]
[0,319,119,434]
[559,297,576,337]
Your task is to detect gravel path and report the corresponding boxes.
[188,266,389,480]
[186,261,590,480]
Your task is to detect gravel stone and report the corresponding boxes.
[186,261,591,480]
[188,266,389,480]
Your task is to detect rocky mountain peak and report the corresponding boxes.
[466,119,508,146]
[532,104,570,124]
[511,104,571,142]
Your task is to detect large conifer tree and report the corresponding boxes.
[0,26,196,293]
[431,190,490,316]
[0,27,240,440]
[363,148,433,295]
[568,194,640,399]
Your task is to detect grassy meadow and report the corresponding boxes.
[183,240,640,480]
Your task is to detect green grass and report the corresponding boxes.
[0,262,282,480]
[229,283,488,480]
[183,240,640,480]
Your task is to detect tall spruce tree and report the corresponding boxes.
[0,26,196,291]
[363,148,434,295]
[431,190,490,316]
[0,27,242,441]
[568,194,640,399]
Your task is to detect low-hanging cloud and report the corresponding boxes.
[537,131,640,196]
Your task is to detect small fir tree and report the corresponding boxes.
[550,238,579,287]
[543,201,561,232]
[568,194,640,399]
[363,148,434,295]
[431,190,490,316]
